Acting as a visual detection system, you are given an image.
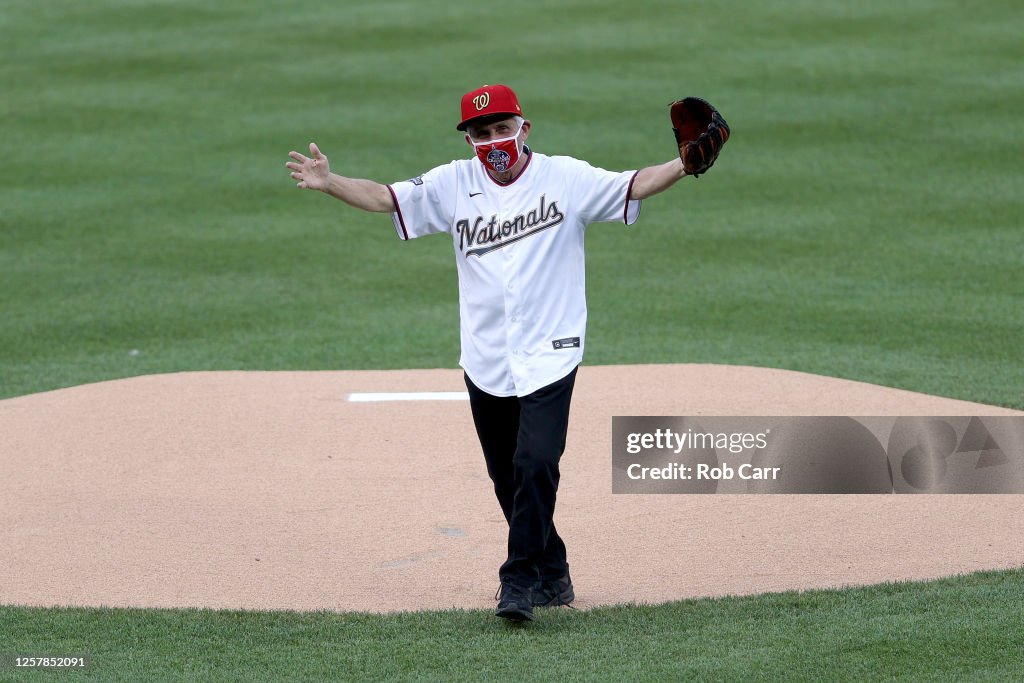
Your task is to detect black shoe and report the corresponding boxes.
[533,573,575,607]
[495,579,534,621]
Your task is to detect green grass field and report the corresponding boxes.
[3,570,1023,682]
[2,0,1022,406]
[2,0,1022,680]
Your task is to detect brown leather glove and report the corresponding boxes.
[670,97,730,178]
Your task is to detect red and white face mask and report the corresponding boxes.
[470,120,524,173]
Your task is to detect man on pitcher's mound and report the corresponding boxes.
[286,84,729,621]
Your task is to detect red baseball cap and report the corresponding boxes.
[456,84,523,131]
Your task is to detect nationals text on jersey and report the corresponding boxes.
[457,194,564,258]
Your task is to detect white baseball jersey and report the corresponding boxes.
[387,149,641,397]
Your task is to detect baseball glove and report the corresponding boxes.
[670,97,730,178]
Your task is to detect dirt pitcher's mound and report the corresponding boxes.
[1,364,1021,613]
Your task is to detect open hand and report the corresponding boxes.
[286,142,330,191]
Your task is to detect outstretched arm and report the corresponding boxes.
[628,158,686,201]
[286,143,396,213]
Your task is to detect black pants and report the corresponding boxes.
[464,367,578,585]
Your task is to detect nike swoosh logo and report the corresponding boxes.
[469,192,483,197]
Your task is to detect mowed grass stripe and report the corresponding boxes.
[2,568,1022,682]
[1,1,1021,404]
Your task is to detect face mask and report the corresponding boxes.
[470,121,523,173]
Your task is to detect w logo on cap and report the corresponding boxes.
[457,83,523,131]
